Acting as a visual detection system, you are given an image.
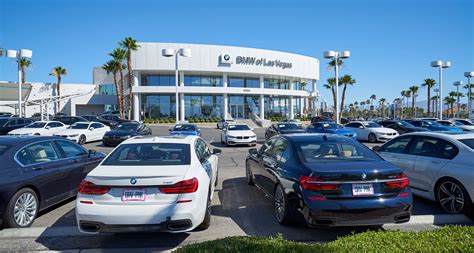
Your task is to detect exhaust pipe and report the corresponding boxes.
[394,214,410,223]
[80,222,100,232]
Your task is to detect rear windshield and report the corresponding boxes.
[25,122,46,128]
[117,124,139,131]
[70,123,89,129]
[295,141,381,163]
[173,125,196,131]
[102,143,191,166]
[278,123,300,130]
[459,139,474,150]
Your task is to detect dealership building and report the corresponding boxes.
[95,42,320,124]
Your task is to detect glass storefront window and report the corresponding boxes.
[264,78,291,90]
[142,75,176,86]
[228,77,244,87]
[141,95,176,119]
[184,95,222,118]
[264,96,290,118]
[184,75,223,87]
[98,84,116,95]
[228,95,260,119]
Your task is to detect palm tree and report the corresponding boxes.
[339,75,356,121]
[18,58,32,84]
[109,48,127,118]
[409,86,419,117]
[421,78,436,117]
[444,96,456,118]
[464,83,473,115]
[323,78,337,121]
[119,37,140,119]
[326,58,344,71]
[49,66,67,113]
[102,60,123,115]
[379,98,386,118]
[301,81,307,115]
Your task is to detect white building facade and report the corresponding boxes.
[95,43,320,123]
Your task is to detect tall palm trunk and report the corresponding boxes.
[127,50,133,120]
[331,88,336,122]
[340,84,348,122]
[21,66,26,84]
[118,63,125,118]
[112,72,123,116]
[57,76,61,113]
[427,88,431,117]
[411,95,415,117]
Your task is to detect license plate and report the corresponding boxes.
[352,184,374,196]
[122,188,146,201]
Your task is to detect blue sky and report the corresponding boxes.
[1,0,472,106]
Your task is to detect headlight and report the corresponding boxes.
[250,135,256,138]
[122,135,131,139]
[69,134,79,137]
[352,133,357,137]
[227,135,235,138]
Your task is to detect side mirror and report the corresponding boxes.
[372,146,381,152]
[45,126,51,130]
[169,128,172,131]
[248,148,258,156]
[212,148,222,155]
[88,149,97,157]
[359,126,364,129]
[250,128,254,131]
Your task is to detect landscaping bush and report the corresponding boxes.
[175,226,474,253]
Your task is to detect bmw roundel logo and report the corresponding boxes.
[361,173,367,180]
[223,54,230,61]
[130,178,137,185]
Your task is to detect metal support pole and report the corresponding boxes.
[439,66,443,120]
[468,77,472,119]
[175,53,179,123]
[335,54,339,124]
[18,57,22,118]
[456,85,460,118]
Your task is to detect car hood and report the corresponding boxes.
[105,130,137,137]
[368,127,397,134]
[227,130,255,136]
[280,129,306,134]
[323,128,356,135]
[303,160,401,181]
[405,126,429,132]
[430,126,462,132]
[55,129,87,135]
[170,130,199,135]
[8,128,41,134]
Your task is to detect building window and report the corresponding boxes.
[184,95,222,119]
[228,77,260,88]
[228,95,260,119]
[228,77,244,87]
[184,75,223,87]
[264,96,290,118]
[142,74,176,86]
[264,78,290,90]
[141,95,176,119]
[98,84,116,95]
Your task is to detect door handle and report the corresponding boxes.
[432,160,441,164]
[32,166,42,171]
[72,159,80,163]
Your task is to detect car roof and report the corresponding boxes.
[403,131,474,140]
[175,123,197,127]
[121,135,199,145]
[0,136,63,146]
[33,121,62,124]
[349,120,374,123]
[282,133,353,142]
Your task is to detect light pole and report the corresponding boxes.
[163,48,191,123]
[431,60,451,120]
[453,81,463,118]
[323,50,350,124]
[6,49,33,118]
[465,72,474,118]
[433,88,439,116]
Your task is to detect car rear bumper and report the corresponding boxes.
[102,139,125,146]
[302,195,412,227]
[79,219,193,233]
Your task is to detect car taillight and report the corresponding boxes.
[384,173,409,188]
[159,178,199,194]
[78,180,110,195]
[300,176,340,191]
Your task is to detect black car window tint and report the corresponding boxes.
[26,141,59,163]
[259,139,276,155]
[381,136,413,154]
[7,119,17,126]
[17,148,33,166]
[437,140,459,159]
[17,119,24,125]
[267,138,288,161]
[91,123,103,129]
[56,140,86,158]
[279,142,292,163]
[194,140,206,161]
[410,137,440,158]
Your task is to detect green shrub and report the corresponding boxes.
[175,226,474,253]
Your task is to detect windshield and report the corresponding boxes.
[425,121,442,126]
[457,120,473,126]
[227,125,250,131]
[398,121,415,127]
[296,141,381,163]
[363,122,381,128]
[102,143,191,166]
[83,116,97,121]
[117,124,139,131]
[0,119,8,126]
[459,139,474,149]
[173,125,196,131]
[321,123,343,129]
[25,122,46,128]
[70,123,90,129]
[278,123,300,130]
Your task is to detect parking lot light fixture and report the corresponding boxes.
[431,60,450,120]
[162,48,191,123]
[6,49,33,118]
[453,81,463,118]
[324,50,350,124]
[465,72,474,118]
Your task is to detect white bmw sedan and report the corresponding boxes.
[76,135,220,233]
[8,121,68,136]
[220,124,257,146]
[374,132,474,215]
[345,121,399,143]
[54,122,110,144]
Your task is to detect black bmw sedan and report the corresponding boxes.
[265,123,305,140]
[246,134,412,227]
[0,136,105,228]
[378,120,429,134]
[102,122,152,147]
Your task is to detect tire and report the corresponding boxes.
[274,184,292,225]
[216,124,219,129]
[368,133,377,143]
[3,188,39,228]
[436,178,473,215]
[220,136,224,144]
[34,133,40,136]
[246,161,255,186]
[196,188,212,230]
[78,135,86,145]
[214,170,219,187]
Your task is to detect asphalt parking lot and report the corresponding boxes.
[0,126,472,251]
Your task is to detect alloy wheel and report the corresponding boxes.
[13,192,37,227]
[437,181,465,214]
[274,186,285,223]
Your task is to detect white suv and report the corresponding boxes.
[76,135,220,233]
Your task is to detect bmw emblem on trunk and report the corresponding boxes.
[361,173,367,180]
[130,178,137,185]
